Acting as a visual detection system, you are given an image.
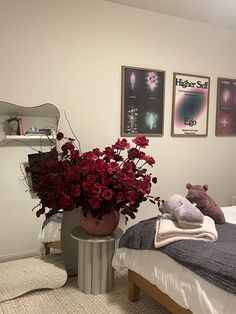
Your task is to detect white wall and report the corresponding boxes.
[0,0,236,259]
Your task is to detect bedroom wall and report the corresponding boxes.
[0,0,236,260]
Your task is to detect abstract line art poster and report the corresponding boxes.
[121,66,165,137]
[216,78,236,136]
[171,73,210,136]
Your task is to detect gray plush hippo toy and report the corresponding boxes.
[160,194,204,229]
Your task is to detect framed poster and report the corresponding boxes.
[216,77,236,136]
[121,66,165,137]
[171,73,210,136]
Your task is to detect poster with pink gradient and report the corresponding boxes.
[121,66,165,137]
[216,78,236,136]
[171,73,210,136]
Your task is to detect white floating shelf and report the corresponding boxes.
[5,135,56,141]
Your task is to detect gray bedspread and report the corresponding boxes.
[118,217,236,294]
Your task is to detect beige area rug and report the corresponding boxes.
[0,270,170,314]
[0,254,67,303]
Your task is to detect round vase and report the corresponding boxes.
[80,209,120,236]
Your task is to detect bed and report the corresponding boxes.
[112,206,236,314]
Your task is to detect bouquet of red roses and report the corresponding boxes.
[26,134,160,221]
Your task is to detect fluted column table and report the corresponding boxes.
[70,226,123,295]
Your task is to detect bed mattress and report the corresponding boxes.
[112,206,236,314]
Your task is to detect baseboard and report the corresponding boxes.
[0,249,40,262]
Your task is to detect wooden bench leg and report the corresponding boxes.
[128,276,140,302]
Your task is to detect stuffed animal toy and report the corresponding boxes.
[186,183,225,224]
[160,194,204,229]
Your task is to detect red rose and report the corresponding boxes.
[87,175,97,184]
[117,191,128,202]
[102,189,113,200]
[92,183,102,196]
[138,151,146,159]
[70,150,80,160]
[71,185,81,197]
[95,159,106,172]
[101,175,112,186]
[117,171,128,181]
[82,151,97,159]
[112,138,130,150]
[103,147,115,161]
[82,182,91,192]
[125,179,138,189]
[93,148,102,156]
[109,162,120,173]
[61,141,75,154]
[144,155,155,165]
[133,136,149,148]
[112,181,122,189]
[140,180,151,194]
[128,148,139,160]
[122,162,133,173]
[60,193,72,209]
[129,191,140,205]
[88,197,101,209]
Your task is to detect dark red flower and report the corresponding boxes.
[60,193,72,209]
[87,175,97,184]
[103,147,115,161]
[82,182,91,192]
[102,189,113,200]
[93,148,102,156]
[117,171,128,181]
[61,141,75,155]
[129,191,141,205]
[122,162,134,173]
[88,197,101,209]
[70,150,80,160]
[144,155,155,165]
[82,151,97,159]
[92,183,102,196]
[128,148,139,160]
[133,136,149,148]
[112,138,130,150]
[71,185,81,197]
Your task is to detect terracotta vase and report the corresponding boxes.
[80,209,120,236]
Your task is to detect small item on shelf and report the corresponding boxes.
[5,116,21,135]
[18,118,24,135]
[25,127,52,136]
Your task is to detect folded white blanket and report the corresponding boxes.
[154,215,218,248]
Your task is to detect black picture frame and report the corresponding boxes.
[215,77,236,136]
[121,66,165,137]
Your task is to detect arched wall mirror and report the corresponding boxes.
[0,101,60,145]
[0,101,61,264]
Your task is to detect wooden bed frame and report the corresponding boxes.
[128,269,192,314]
[44,241,61,255]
